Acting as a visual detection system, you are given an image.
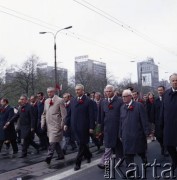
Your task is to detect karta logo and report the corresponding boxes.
[104,157,176,179]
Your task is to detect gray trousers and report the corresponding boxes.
[47,142,63,159]
[99,148,112,165]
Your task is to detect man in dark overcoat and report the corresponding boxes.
[154,85,168,156]
[64,84,95,171]
[120,89,149,167]
[4,95,39,158]
[100,85,124,162]
[62,93,76,154]
[161,73,177,170]
[36,92,49,150]
[0,98,18,154]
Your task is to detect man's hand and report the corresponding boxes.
[89,129,94,134]
[3,122,10,129]
[64,125,68,131]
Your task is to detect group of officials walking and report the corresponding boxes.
[0,73,177,176]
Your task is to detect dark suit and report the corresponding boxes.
[0,105,18,153]
[120,101,149,165]
[161,88,177,167]
[154,97,163,143]
[36,100,49,149]
[101,96,123,159]
[63,102,76,152]
[9,103,38,156]
[65,95,95,166]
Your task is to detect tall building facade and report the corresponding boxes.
[37,63,68,87]
[75,55,106,92]
[137,58,159,89]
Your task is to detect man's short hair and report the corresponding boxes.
[169,73,177,81]
[122,89,132,96]
[1,98,9,104]
[37,92,44,96]
[63,93,70,98]
[132,90,139,94]
[105,85,115,91]
[47,87,55,92]
[75,84,84,90]
[158,85,165,90]
[20,95,28,100]
[95,92,101,96]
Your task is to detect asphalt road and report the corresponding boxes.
[0,140,176,180]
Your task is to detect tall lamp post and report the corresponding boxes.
[39,26,72,90]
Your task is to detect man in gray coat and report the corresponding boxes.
[120,89,149,166]
[41,87,67,165]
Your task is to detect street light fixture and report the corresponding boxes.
[39,26,72,92]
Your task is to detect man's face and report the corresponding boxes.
[143,94,148,101]
[63,95,69,103]
[132,92,138,100]
[105,87,114,98]
[37,94,43,101]
[170,75,177,90]
[157,87,165,96]
[90,93,95,100]
[47,90,55,98]
[75,86,84,97]
[122,92,132,104]
[20,97,27,106]
[1,100,6,107]
[95,94,101,101]
[30,96,36,103]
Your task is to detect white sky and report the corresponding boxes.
[0,0,177,82]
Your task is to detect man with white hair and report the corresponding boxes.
[161,73,177,171]
[41,87,67,165]
[64,84,95,171]
[120,89,149,173]
[99,85,124,166]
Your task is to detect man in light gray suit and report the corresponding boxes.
[41,87,67,165]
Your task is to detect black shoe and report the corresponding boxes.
[142,157,148,164]
[13,151,18,154]
[39,147,47,151]
[45,157,51,165]
[63,149,66,155]
[97,164,105,169]
[36,149,40,154]
[87,158,91,163]
[19,154,27,158]
[56,156,65,160]
[74,164,81,171]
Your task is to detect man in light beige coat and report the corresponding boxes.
[41,87,67,164]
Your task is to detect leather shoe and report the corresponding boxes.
[56,156,65,160]
[19,154,27,158]
[97,164,105,169]
[45,157,51,165]
[87,158,91,163]
[74,164,81,171]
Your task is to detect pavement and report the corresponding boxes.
[0,138,175,180]
[0,141,103,180]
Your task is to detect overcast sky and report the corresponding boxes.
[0,0,177,82]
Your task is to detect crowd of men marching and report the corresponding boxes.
[0,73,177,176]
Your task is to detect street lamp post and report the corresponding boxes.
[39,26,72,91]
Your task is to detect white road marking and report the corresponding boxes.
[43,159,101,180]
[44,140,152,180]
